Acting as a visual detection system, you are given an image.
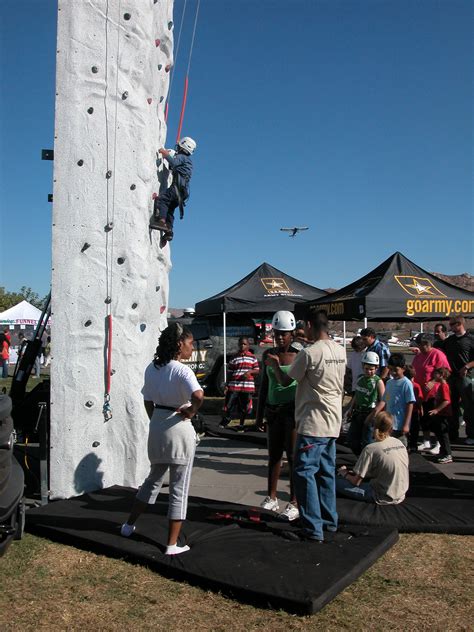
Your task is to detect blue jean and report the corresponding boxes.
[1,359,8,379]
[336,476,375,502]
[293,435,338,540]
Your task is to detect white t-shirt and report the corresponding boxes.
[141,360,202,408]
[347,350,365,392]
[288,339,346,437]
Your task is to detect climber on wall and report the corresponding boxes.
[149,136,197,240]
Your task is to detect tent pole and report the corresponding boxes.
[223,310,227,384]
[364,317,367,328]
[420,322,423,333]
[343,321,346,349]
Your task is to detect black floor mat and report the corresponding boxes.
[26,487,398,615]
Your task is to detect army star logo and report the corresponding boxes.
[261,277,292,294]
[395,276,447,298]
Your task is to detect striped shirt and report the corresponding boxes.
[227,351,259,393]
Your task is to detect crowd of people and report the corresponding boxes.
[120,312,473,552]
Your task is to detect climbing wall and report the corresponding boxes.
[50,0,175,499]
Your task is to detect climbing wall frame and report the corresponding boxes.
[50,0,175,499]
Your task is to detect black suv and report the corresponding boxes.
[169,314,262,395]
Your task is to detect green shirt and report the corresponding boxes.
[266,365,297,405]
[354,374,381,410]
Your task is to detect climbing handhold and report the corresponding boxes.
[106,170,112,179]
[152,192,158,199]
[81,242,91,252]
[130,184,136,190]
[105,297,112,304]
[91,66,99,73]
[87,107,94,114]
[155,39,161,47]
[131,303,138,309]
[156,285,160,291]
[122,91,128,100]
[147,97,153,104]
[105,221,114,231]
[77,159,84,166]
[159,96,164,103]
[84,320,92,327]
[165,64,172,73]
[160,305,166,314]
[168,21,173,29]
[85,401,94,408]
[123,13,131,20]
[158,64,162,70]
[92,441,100,448]
[117,257,125,265]
[140,324,147,332]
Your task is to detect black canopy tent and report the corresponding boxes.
[195,262,327,380]
[295,251,474,323]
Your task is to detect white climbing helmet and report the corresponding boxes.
[361,351,380,366]
[177,136,197,155]
[271,310,296,332]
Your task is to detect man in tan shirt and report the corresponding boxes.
[266,309,346,541]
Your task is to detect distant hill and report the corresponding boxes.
[431,272,474,292]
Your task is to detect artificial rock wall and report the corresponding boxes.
[50,0,174,499]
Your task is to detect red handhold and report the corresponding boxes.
[155,38,161,47]
[160,305,166,314]
[152,192,158,199]
[147,97,152,104]
[165,63,172,73]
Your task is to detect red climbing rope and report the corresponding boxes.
[106,314,113,394]
[175,76,188,142]
[174,0,200,141]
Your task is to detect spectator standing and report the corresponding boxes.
[360,328,391,380]
[427,367,454,463]
[373,353,415,447]
[346,335,366,394]
[412,334,450,452]
[0,333,9,379]
[433,323,448,351]
[444,315,474,444]
[220,337,259,431]
[266,309,346,542]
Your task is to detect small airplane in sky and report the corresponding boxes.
[280,226,309,237]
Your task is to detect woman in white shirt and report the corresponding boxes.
[121,323,203,555]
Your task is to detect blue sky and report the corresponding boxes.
[1,0,472,307]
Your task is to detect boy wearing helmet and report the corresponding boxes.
[345,351,385,455]
[150,136,197,239]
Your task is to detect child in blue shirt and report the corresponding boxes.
[150,136,196,239]
[373,353,415,447]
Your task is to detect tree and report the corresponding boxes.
[0,287,48,312]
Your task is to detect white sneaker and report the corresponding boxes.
[418,441,432,451]
[427,442,440,455]
[120,523,136,537]
[280,502,299,521]
[260,496,279,511]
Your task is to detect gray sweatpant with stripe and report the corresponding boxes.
[136,459,194,520]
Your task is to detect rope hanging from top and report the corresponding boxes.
[102,0,122,422]
[175,0,200,142]
[165,0,188,123]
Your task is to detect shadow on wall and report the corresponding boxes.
[74,452,104,494]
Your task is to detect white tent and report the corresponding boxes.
[0,300,42,325]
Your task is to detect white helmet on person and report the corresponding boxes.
[362,351,380,366]
[271,310,296,332]
[177,136,197,155]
